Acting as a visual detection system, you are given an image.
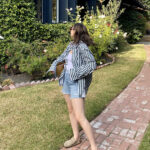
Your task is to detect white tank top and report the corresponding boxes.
[65,52,73,71]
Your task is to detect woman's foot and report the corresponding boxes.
[64,137,81,148]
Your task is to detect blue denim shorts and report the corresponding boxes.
[62,70,85,99]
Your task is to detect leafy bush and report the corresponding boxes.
[0,0,71,69]
[0,0,37,42]
[2,79,14,87]
[107,34,129,53]
[0,23,71,69]
[2,37,70,79]
[0,0,71,42]
[140,0,150,20]
[0,0,128,79]
[68,0,126,64]
[19,38,70,79]
[118,9,147,43]
[0,74,2,84]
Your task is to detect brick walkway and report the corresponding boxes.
[61,45,150,150]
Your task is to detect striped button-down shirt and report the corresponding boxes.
[47,41,97,97]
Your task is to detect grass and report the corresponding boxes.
[0,44,146,150]
[139,124,150,150]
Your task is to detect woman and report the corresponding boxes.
[47,23,98,150]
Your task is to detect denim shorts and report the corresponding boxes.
[62,70,86,99]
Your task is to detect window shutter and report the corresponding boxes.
[43,0,52,23]
[59,0,68,22]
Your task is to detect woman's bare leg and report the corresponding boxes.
[63,94,80,140]
[71,98,97,150]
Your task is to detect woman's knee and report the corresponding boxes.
[68,105,74,114]
[74,113,86,122]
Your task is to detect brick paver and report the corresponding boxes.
[60,45,150,150]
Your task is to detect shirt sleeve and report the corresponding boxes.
[70,44,97,81]
[46,43,70,74]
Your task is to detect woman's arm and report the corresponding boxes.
[70,44,97,81]
[47,43,70,74]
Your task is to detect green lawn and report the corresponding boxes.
[0,44,146,150]
[139,124,150,150]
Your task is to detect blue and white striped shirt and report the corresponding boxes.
[48,41,97,97]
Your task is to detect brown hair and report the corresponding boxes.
[71,23,94,46]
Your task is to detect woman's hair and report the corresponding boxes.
[71,23,94,46]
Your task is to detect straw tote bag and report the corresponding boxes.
[56,61,65,77]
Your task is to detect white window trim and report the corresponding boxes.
[56,0,59,23]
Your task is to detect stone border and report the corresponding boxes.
[96,53,115,69]
[0,53,115,92]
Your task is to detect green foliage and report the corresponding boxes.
[118,9,147,43]
[0,0,71,42]
[139,124,150,150]
[107,34,129,53]
[100,0,125,23]
[19,38,70,79]
[145,21,150,30]
[0,38,9,66]
[128,29,143,44]
[140,0,150,20]
[3,37,70,79]
[0,0,128,79]
[68,0,126,63]
[2,78,14,86]
[0,0,71,70]
[5,38,47,76]
[0,74,2,84]
[0,0,37,42]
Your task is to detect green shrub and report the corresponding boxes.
[0,74,2,84]
[3,37,70,79]
[0,0,71,69]
[107,34,129,53]
[0,38,9,67]
[0,23,71,69]
[127,29,143,44]
[2,78,14,87]
[0,0,128,79]
[0,0,37,42]
[70,0,126,63]
[145,21,150,30]
[0,0,71,42]
[118,9,147,43]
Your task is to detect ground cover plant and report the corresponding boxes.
[139,124,150,150]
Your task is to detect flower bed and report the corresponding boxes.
[0,52,115,92]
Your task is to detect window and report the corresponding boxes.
[34,0,42,22]
[52,0,59,23]
[52,0,57,23]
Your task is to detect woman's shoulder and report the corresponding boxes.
[69,41,88,50]
[78,41,89,50]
